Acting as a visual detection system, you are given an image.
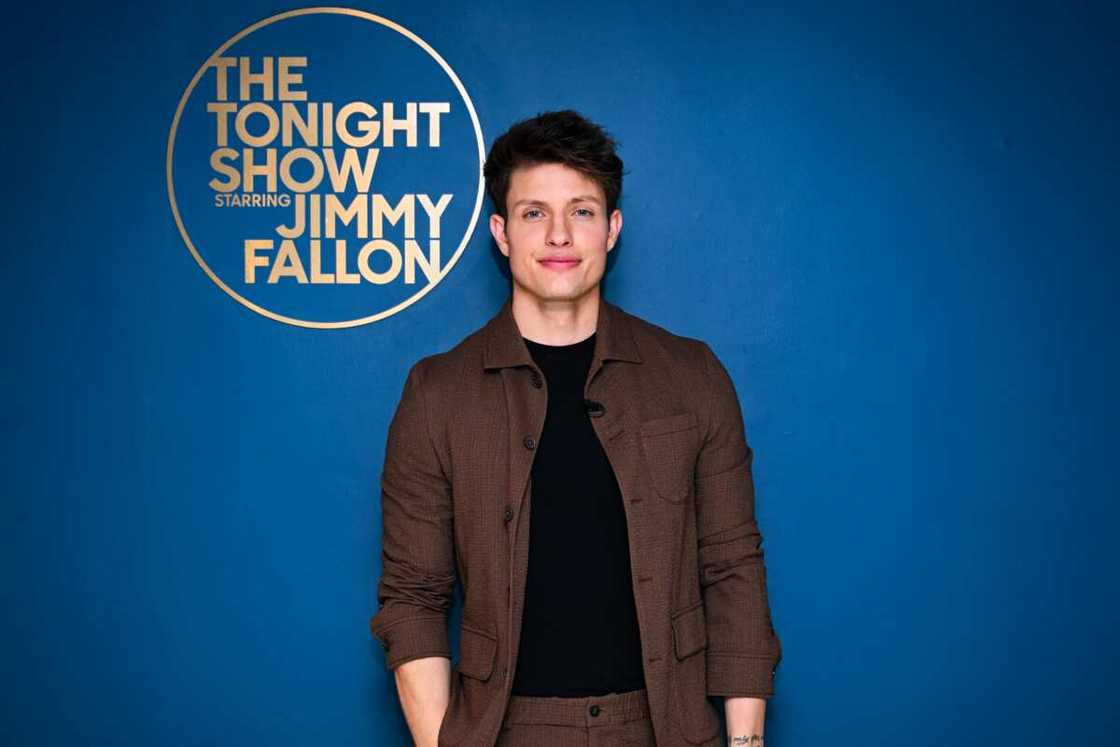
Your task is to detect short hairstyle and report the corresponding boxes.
[483,109,624,220]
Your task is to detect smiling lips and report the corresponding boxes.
[539,257,581,270]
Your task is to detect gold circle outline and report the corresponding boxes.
[166,6,485,329]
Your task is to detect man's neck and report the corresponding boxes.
[511,287,600,346]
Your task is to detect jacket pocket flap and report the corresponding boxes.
[671,601,708,660]
[457,620,497,681]
[640,412,698,437]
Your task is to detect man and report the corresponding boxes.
[369,110,782,746]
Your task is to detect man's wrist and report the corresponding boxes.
[723,695,765,746]
[728,734,764,746]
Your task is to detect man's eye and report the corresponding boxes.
[524,209,542,219]
[574,208,594,217]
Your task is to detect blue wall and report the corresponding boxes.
[3,1,1117,744]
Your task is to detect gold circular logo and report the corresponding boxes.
[167,8,485,328]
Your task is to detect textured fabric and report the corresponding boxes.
[369,296,782,746]
[497,687,662,746]
[513,331,645,696]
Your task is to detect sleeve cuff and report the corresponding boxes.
[369,614,450,671]
[705,652,778,699]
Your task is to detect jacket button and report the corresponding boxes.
[523,435,536,449]
[503,506,514,522]
[589,705,601,717]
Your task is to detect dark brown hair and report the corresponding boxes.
[483,109,624,220]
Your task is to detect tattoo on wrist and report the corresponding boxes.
[730,735,763,746]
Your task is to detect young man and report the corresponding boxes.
[369,110,782,746]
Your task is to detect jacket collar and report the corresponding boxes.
[482,294,643,371]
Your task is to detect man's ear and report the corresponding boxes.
[606,208,623,252]
[489,213,510,258]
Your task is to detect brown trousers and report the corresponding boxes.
[496,687,657,746]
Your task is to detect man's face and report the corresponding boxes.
[489,162,622,305]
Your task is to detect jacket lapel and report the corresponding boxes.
[481,295,642,512]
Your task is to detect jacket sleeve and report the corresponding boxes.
[368,360,456,671]
[694,342,783,698]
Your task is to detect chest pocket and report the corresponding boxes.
[639,412,699,503]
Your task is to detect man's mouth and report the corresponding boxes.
[538,257,581,270]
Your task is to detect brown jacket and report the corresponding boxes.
[369,296,782,746]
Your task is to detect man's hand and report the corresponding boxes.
[394,656,451,747]
[725,695,766,746]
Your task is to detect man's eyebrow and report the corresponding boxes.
[511,195,604,209]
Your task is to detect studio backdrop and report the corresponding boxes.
[3,1,1117,745]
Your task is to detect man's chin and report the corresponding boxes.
[513,282,601,306]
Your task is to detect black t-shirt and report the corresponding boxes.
[510,331,647,696]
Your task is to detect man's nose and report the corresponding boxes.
[545,218,573,246]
